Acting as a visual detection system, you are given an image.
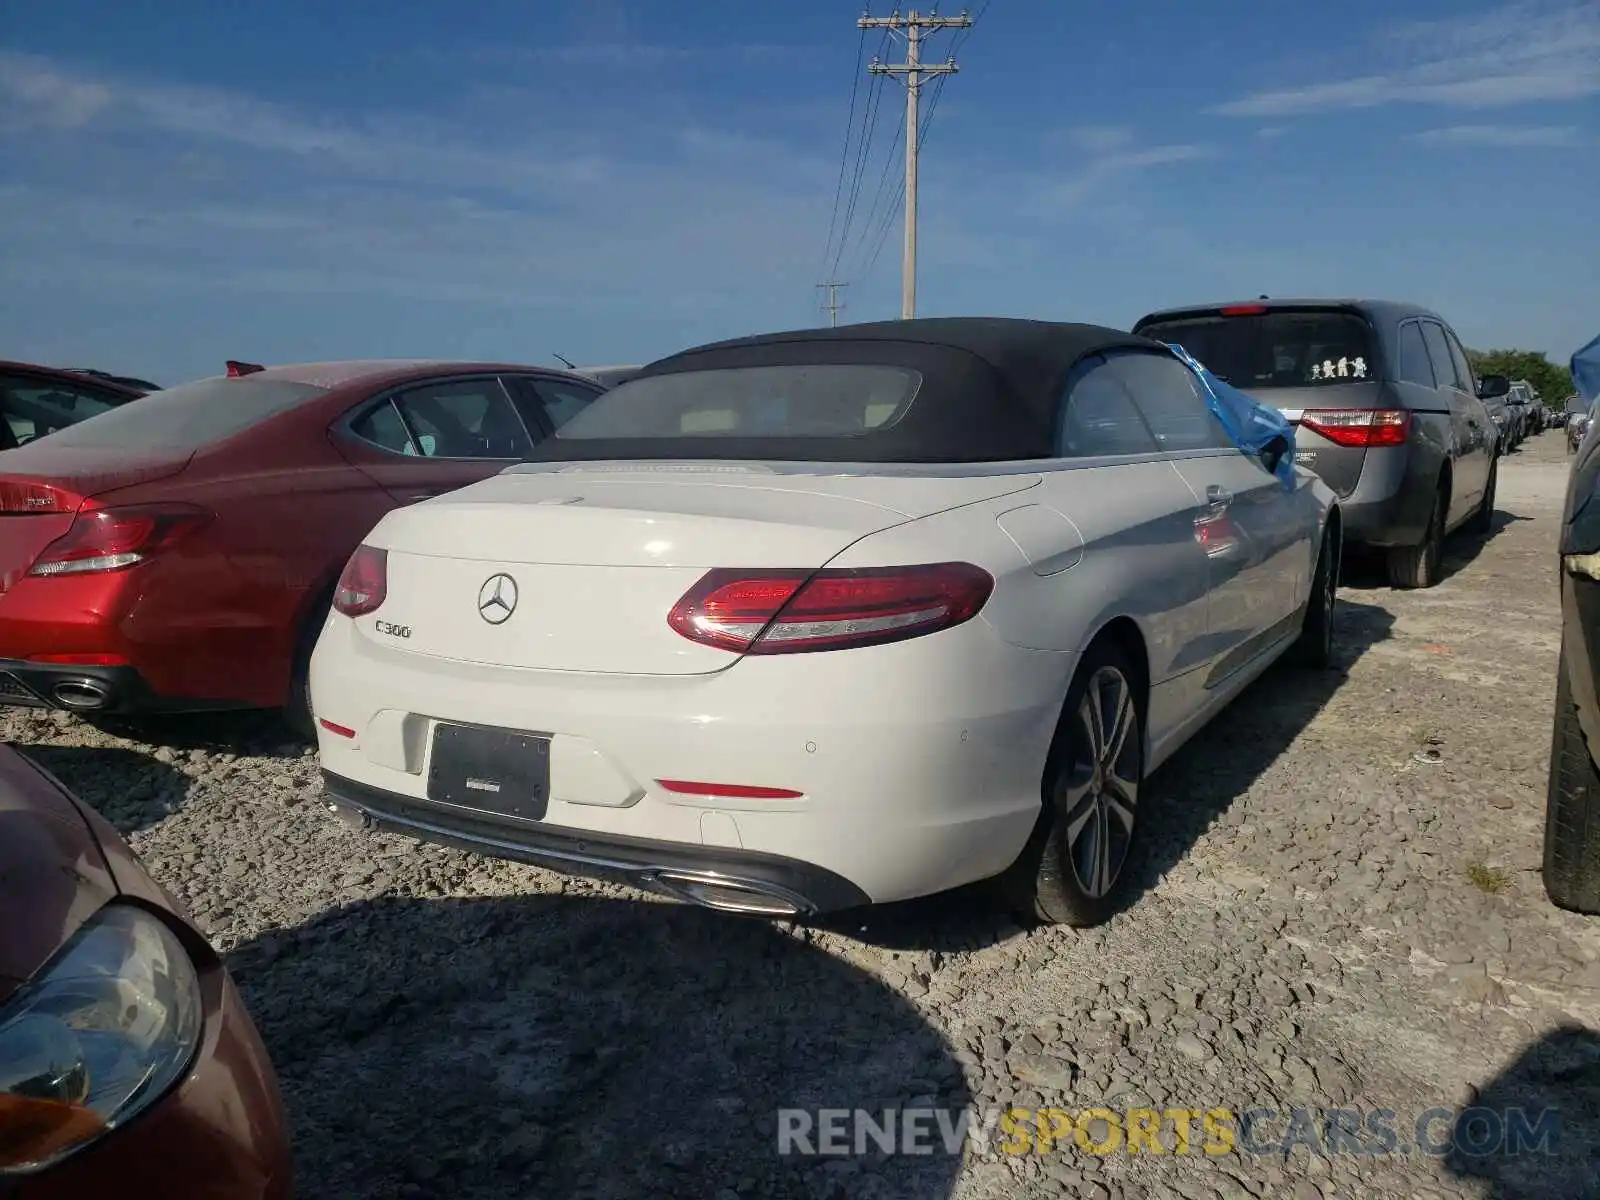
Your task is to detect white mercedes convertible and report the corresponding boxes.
[309,317,1340,926]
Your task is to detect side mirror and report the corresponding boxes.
[1478,374,1510,400]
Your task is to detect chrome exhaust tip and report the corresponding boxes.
[649,870,810,917]
[51,678,112,711]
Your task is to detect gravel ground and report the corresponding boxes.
[10,429,1600,1199]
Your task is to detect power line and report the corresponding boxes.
[859,7,974,319]
[844,101,906,279]
[818,23,869,278]
[830,25,893,280]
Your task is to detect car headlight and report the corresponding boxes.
[0,905,202,1174]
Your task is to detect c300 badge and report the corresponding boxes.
[375,620,411,639]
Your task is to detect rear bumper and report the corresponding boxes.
[1332,444,1444,549]
[0,658,243,716]
[309,614,1071,906]
[323,770,872,915]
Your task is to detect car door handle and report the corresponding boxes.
[1206,485,1232,508]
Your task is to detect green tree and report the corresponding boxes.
[1465,347,1575,409]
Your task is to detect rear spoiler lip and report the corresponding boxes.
[1132,301,1370,330]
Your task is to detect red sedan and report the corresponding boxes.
[0,743,291,1196]
[0,359,607,733]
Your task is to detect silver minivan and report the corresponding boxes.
[1134,299,1508,588]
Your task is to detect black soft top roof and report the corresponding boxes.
[529,317,1167,464]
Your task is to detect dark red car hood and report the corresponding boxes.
[0,748,118,1004]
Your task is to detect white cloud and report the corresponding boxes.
[1063,125,1137,154]
[0,50,608,189]
[1211,1,1600,116]
[1036,141,1212,210]
[1410,122,1586,146]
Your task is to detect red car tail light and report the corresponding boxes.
[27,504,212,577]
[0,481,84,515]
[667,562,994,655]
[1300,408,1410,449]
[333,545,388,616]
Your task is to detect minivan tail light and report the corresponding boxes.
[667,563,994,655]
[27,504,212,577]
[1300,408,1410,449]
[333,545,388,617]
[0,481,84,516]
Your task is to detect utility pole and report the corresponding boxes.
[860,7,971,319]
[815,280,848,326]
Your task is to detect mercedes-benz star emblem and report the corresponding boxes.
[477,573,518,625]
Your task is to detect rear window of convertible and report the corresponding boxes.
[552,364,922,440]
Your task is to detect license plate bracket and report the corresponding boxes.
[426,723,550,821]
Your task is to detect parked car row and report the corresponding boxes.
[0,297,1523,1192]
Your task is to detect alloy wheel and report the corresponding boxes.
[1058,666,1140,899]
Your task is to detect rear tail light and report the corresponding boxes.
[1300,408,1410,449]
[0,481,83,515]
[27,504,212,577]
[333,545,388,616]
[668,562,994,655]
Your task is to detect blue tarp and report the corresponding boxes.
[1574,333,1600,404]
[1164,343,1299,492]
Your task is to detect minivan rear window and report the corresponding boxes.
[1136,309,1376,390]
[29,376,327,452]
[553,364,922,440]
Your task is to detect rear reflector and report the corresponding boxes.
[656,779,804,799]
[1220,304,1269,316]
[667,562,994,655]
[0,481,83,516]
[333,545,388,617]
[27,504,212,577]
[1300,409,1410,449]
[318,718,356,738]
[27,653,129,666]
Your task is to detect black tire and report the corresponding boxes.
[1385,479,1447,589]
[284,590,334,739]
[1468,457,1498,537]
[1292,522,1339,668]
[1544,651,1600,914]
[1000,640,1145,928]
